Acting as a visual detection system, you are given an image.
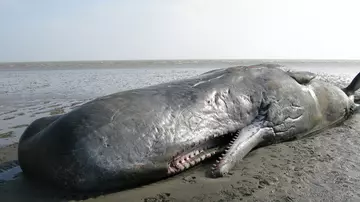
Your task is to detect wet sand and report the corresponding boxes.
[1,113,360,202]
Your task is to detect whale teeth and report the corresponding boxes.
[168,167,173,173]
[190,161,196,166]
[168,167,176,174]
[184,162,191,169]
[176,163,185,170]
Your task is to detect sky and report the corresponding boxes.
[1,0,360,62]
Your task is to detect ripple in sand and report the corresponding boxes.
[2,116,15,120]
[49,108,65,115]
[0,110,17,116]
[10,124,29,129]
[0,131,14,139]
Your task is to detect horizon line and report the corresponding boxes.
[2,58,360,64]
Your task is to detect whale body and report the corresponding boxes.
[18,64,360,191]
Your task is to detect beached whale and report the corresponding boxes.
[17,64,360,192]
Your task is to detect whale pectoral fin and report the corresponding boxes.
[286,71,316,85]
[211,122,274,177]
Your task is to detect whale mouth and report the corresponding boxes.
[167,132,237,175]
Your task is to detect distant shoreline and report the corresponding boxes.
[1,59,360,71]
[1,59,360,65]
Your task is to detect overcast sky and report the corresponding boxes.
[1,0,360,62]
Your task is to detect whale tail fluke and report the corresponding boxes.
[343,72,360,96]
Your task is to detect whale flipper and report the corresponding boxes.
[286,71,317,84]
[211,121,274,177]
[343,72,360,96]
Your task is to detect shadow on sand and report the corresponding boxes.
[0,173,112,202]
[0,160,213,202]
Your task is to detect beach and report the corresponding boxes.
[0,60,359,202]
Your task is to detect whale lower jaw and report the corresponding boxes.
[167,132,238,175]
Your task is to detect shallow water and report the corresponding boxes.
[0,161,20,182]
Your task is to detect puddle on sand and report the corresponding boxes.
[0,161,22,182]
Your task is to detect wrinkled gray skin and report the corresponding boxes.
[18,64,360,192]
